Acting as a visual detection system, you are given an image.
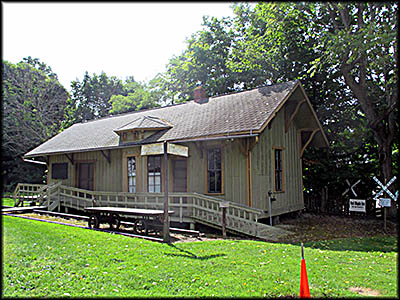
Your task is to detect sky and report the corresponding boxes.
[2,2,236,90]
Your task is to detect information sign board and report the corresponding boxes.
[349,199,366,212]
[378,198,391,207]
[141,142,189,157]
[167,143,188,157]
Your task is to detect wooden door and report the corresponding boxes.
[173,159,187,192]
[77,163,94,191]
[173,159,187,215]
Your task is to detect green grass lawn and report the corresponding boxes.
[2,216,398,298]
[2,197,15,207]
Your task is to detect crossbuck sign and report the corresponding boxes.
[343,179,366,212]
[373,176,398,200]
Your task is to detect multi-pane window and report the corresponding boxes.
[148,156,161,193]
[127,157,136,193]
[51,163,68,179]
[207,148,222,193]
[274,149,283,192]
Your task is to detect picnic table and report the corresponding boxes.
[84,207,174,235]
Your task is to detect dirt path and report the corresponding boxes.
[275,213,397,243]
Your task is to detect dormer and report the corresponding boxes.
[114,116,173,143]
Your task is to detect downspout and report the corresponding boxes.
[248,131,253,207]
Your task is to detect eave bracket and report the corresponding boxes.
[101,150,111,164]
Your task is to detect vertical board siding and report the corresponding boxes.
[48,149,123,192]
[186,140,247,205]
[251,107,303,215]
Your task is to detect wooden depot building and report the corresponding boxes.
[21,80,328,237]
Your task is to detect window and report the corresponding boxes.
[127,157,136,193]
[51,163,68,179]
[148,156,161,192]
[207,148,222,193]
[274,149,284,192]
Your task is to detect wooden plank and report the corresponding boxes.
[2,206,47,213]
[84,206,174,216]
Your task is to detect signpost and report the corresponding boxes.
[373,176,397,231]
[141,142,189,243]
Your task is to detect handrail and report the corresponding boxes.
[13,183,46,207]
[192,192,264,214]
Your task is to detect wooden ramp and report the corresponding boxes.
[2,206,47,214]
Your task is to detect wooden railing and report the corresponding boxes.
[13,183,46,206]
[56,185,263,236]
[191,192,264,237]
[12,183,283,239]
[57,185,193,223]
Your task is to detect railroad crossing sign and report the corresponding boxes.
[342,179,361,197]
[373,176,397,201]
[373,176,397,232]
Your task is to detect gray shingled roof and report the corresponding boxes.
[25,80,299,157]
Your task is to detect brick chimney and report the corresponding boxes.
[194,86,208,104]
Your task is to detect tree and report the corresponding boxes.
[69,71,125,122]
[159,15,240,102]
[307,3,398,215]
[150,2,398,216]
[2,59,69,190]
[109,79,160,115]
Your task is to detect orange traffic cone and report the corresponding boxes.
[299,243,310,298]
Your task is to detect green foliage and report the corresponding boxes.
[109,80,160,114]
[2,59,69,190]
[2,197,15,207]
[67,73,161,120]
[2,216,398,297]
[160,16,240,102]
[68,71,125,122]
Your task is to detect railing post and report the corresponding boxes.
[47,187,50,208]
[57,186,61,212]
[179,196,183,223]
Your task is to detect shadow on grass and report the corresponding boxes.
[165,244,225,260]
[293,236,397,253]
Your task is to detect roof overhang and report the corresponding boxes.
[23,132,260,158]
[258,81,329,149]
